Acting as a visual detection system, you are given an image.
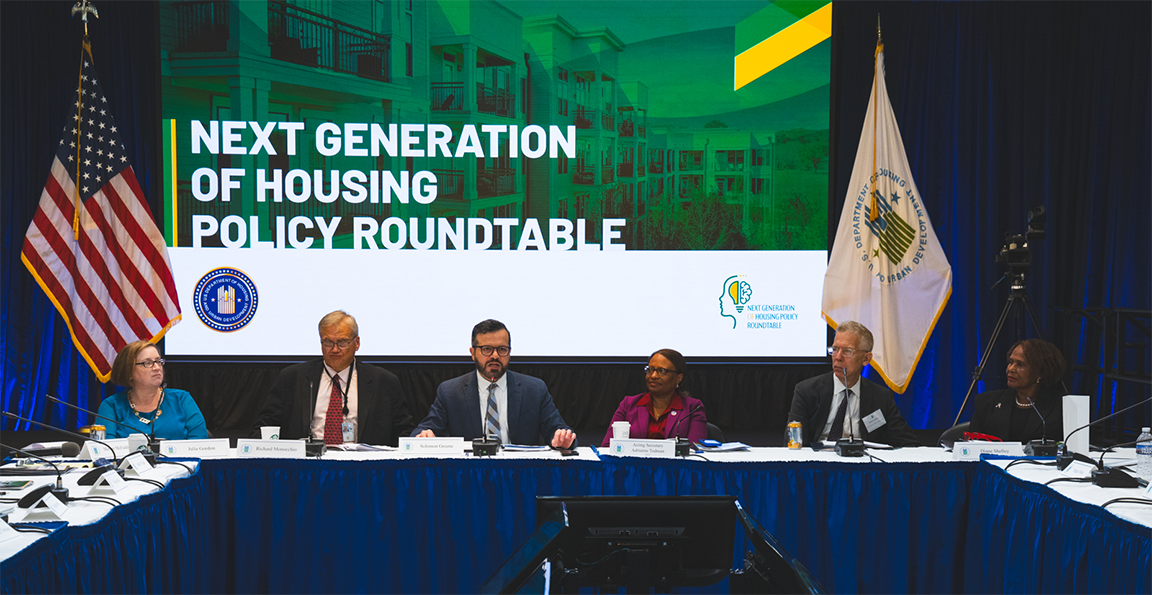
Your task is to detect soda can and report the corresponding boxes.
[787,421,803,449]
[90,425,106,441]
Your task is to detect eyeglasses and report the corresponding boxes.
[321,338,356,350]
[827,346,864,357]
[135,358,165,369]
[644,366,678,377]
[475,345,511,357]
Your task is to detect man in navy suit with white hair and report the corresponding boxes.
[413,319,576,448]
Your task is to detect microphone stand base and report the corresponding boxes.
[472,438,500,457]
[835,439,865,457]
[1024,440,1059,457]
[674,438,691,457]
[1091,467,1144,488]
[304,439,327,457]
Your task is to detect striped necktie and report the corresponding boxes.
[485,383,501,442]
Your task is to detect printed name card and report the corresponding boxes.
[235,439,306,459]
[397,437,466,456]
[90,469,132,496]
[82,438,130,461]
[951,441,1025,461]
[11,492,67,523]
[162,438,230,458]
[120,452,155,477]
[608,439,677,458]
[1060,460,1096,479]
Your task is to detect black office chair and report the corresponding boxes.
[707,422,725,443]
[938,422,970,449]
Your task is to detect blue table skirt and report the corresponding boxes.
[1,467,207,594]
[965,463,1152,594]
[4,457,1148,594]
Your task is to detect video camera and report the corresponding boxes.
[995,206,1046,272]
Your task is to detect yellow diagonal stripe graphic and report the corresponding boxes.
[734,3,832,90]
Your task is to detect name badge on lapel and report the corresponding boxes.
[862,409,887,433]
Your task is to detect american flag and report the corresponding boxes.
[21,43,180,383]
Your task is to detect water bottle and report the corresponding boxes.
[1137,427,1152,478]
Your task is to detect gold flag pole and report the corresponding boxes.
[70,0,99,240]
[870,15,883,222]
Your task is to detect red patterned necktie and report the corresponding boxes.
[324,375,344,445]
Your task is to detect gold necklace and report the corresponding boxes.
[129,388,164,425]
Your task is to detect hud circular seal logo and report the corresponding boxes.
[193,267,258,332]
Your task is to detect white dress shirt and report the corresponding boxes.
[476,370,509,445]
[819,375,861,442]
[311,361,359,442]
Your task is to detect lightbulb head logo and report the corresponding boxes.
[719,275,753,328]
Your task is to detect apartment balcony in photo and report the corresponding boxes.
[575,106,595,130]
[478,167,515,198]
[268,0,391,82]
[601,113,615,132]
[601,166,615,184]
[477,84,515,117]
[617,162,634,178]
[618,120,634,137]
[432,83,464,111]
[574,168,594,185]
[649,162,665,174]
[432,169,464,200]
[174,0,229,52]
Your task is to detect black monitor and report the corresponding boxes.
[535,495,736,591]
[732,501,826,594]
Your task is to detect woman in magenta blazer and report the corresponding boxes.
[601,349,708,447]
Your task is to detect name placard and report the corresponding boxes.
[235,439,306,459]
[162,438,230,458]
[397,437,466,456]
[82,438,130,461]
[607,439,677,458]
[952,441,1025,461]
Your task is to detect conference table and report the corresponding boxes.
[2,447,1149,594]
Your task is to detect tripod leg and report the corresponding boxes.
[952,295,1022,427]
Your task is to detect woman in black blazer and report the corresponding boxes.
[969,339,1066,443]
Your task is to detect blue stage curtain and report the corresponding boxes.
[965,462,1152,594]
[197,457,604,594]
[1,1,161,431]
[831,2,1151,430]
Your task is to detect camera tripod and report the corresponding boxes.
[952,275,1049,427]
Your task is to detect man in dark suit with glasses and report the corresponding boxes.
[413,319,576,448]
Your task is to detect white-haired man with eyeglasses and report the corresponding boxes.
[413,319,576,448]
[251,310,414,446]
[787,321,918,447]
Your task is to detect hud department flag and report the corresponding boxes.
[822,40,952,393]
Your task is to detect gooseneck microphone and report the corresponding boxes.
[0,443,70,504]
[45,395,159,463]
[669,402,702,457]
[3,411,124,469]
[473,377,501,457]
[835,367,865,457]
[1089,439,1149,488]
[1057,395,1152,470]
[1023,396,1059,456]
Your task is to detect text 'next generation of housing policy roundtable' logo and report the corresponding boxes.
[718,275,798,330]
[193,267,259,332]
